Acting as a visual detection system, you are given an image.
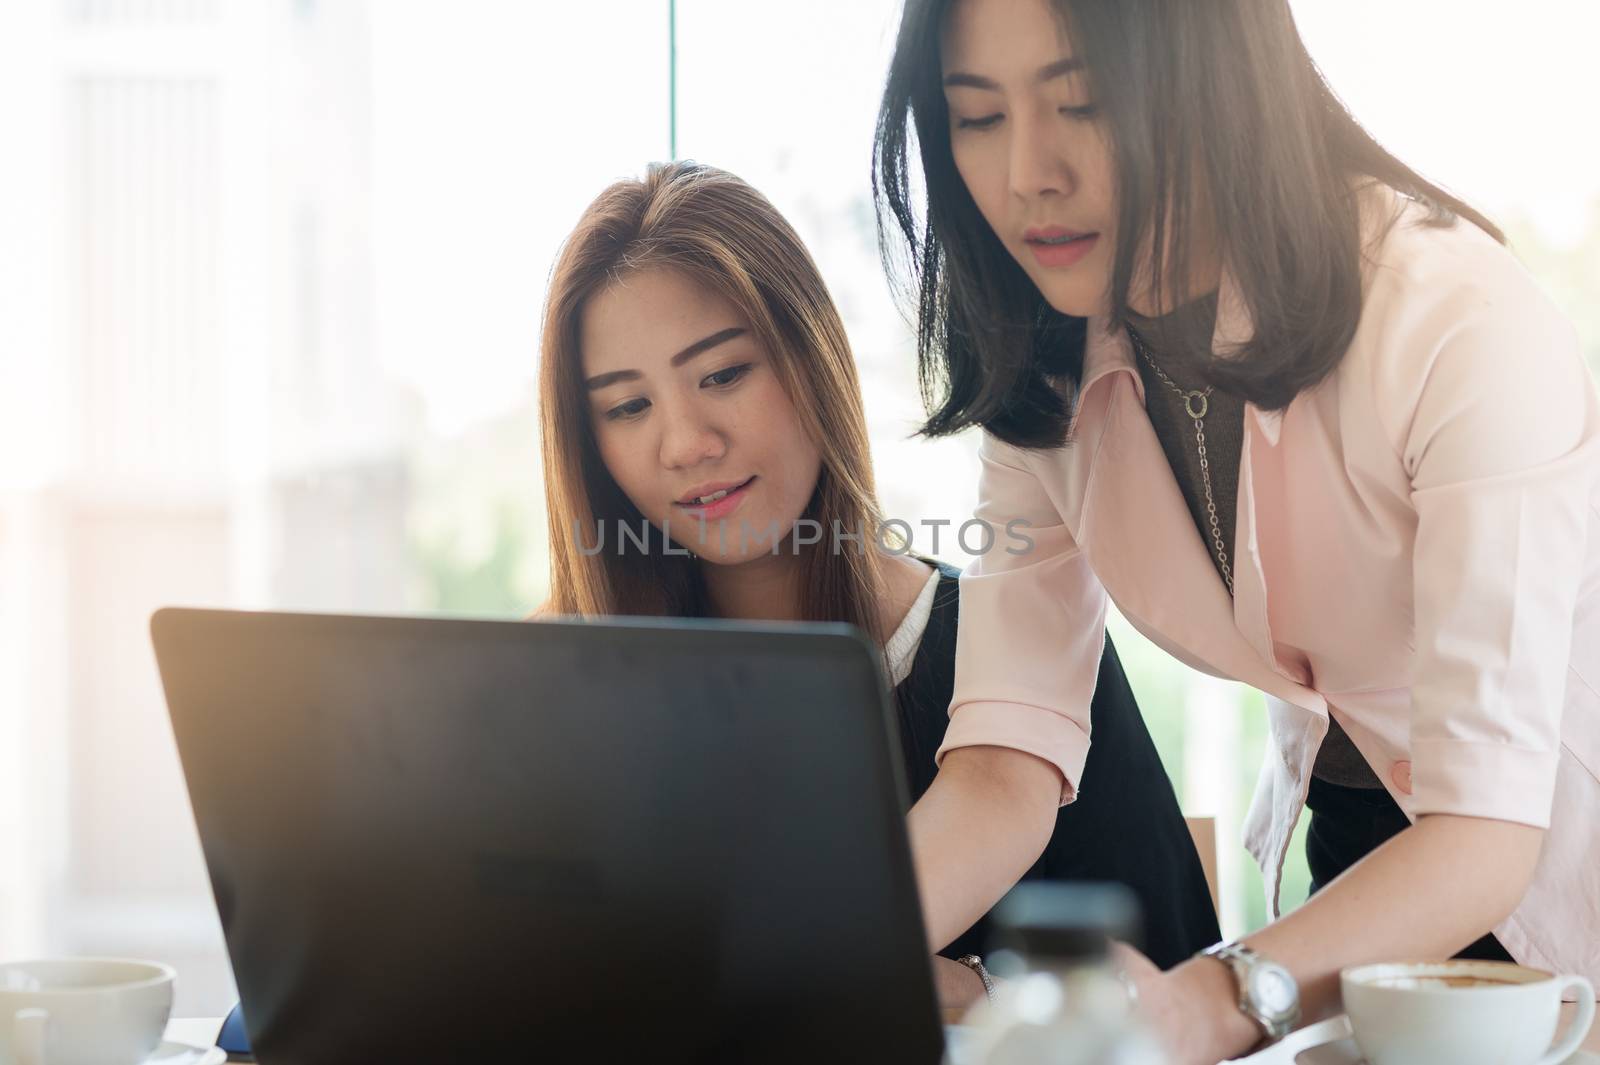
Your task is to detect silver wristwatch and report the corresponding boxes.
[1200,941,1300,1041]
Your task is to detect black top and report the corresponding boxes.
[1129,298,1243,592]
[892,563,1221,969]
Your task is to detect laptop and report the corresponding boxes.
[151,607,946,1064]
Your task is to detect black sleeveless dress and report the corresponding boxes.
[893,563,1221,968]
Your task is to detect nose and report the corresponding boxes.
[657,400,727,471]
[1009,106,1074,201]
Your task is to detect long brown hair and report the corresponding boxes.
[539,161,895,639]
[874,0,1504,448]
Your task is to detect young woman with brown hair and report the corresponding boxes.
[536,159,1219,1006]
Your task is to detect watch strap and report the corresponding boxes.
[1200,941,1299,1041]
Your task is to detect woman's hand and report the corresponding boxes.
[1115,814,1545,1064]
[931,954,987,1013]
[1113,942,1259,1065]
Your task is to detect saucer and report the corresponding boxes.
[146,1041,226,1065]
[1226,1016,1599,1065]
[1276,1033,1598,1065]
[1297,1046,1600,1065]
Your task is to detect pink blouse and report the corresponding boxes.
[941,190,1600,982]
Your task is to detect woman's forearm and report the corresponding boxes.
[1169,813,1546,1061]
[1246,814,1543,1014]
[906,744,1063,951]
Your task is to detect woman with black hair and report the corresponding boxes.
[874,0,1600,1058]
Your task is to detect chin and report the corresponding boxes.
[1035,277,1109,319]
[689,532,747,563]
[669,519,777,565]
[1012,244,1112,319]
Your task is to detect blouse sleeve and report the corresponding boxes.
[936,430,1109,805]
[1402,278,1600,828]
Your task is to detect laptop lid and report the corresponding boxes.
[151,608,945,1064]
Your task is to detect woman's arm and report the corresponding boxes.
[916,431,1108,947]
[1136,813,1544,1063]
[1141,263,1586,1061]
[907,744,1063,950]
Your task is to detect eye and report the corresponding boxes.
[603,397,650,421]
[702,363,753,388]
[1059,104,1098,120]
[955,113,1003,131]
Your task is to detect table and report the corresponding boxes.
[167,1002,1599,1059]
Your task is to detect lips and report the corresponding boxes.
[674,476,756,521]
[1023,226,1100,269]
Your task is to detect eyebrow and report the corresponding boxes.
[584,326,747,391]
[943,57,1082,92]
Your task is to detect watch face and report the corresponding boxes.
[1249,963,1299,1019]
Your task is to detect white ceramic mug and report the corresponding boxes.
[0,959,174,1065]
[1341,959,1595,1065]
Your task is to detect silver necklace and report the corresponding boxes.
[1127,327,1234,595]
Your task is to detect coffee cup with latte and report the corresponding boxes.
[1341,960,1594,1065]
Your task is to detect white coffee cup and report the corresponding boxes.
[1341,959,1594,1065]
[0,959,174,1065]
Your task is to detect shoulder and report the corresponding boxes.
[883,554,940,624]
[928,559,961,611]
[1342,186,1587,456]
[1355,186,1576,365]
[892,558,961,674]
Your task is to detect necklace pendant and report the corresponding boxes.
[1184,391,1209,420]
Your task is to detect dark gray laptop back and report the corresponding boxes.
[151,608,944,1064]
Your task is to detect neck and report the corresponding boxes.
[702,545,934,643]
[1127,228,1223,319]
[700,549,807,623]
[1127,284,1221,324]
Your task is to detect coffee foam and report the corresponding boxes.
[1367,975,1519,990]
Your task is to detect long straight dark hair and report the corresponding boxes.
[874,0,1503,449]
